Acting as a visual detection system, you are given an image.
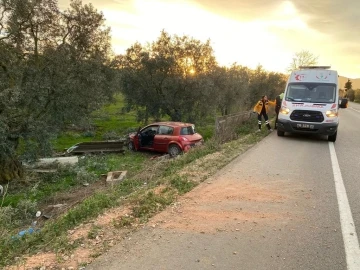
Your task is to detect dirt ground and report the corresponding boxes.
[6,141,266,270]
[150,179,289,234]
[8,179,289,270]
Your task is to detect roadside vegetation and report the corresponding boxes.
[342,79,360,103]
[345,89,360,103]
[0,0,303,268]
[0,119,272,268]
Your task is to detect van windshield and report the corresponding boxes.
[285,83,337,103]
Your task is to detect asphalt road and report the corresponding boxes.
[87,102,360,270]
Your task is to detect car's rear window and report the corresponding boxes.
[180,126,195,135]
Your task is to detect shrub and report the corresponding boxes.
[102,131,121,141]
[76,168,98,184]
[354,89,360,103]
[346,89,355,101]
[82,130,95,138]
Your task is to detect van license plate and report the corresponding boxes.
[297,124,314,129]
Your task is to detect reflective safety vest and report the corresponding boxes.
[253,99,276,115]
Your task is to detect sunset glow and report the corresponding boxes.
[59,0,360,78]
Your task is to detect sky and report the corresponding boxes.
[59,0,360,79]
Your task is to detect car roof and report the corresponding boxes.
[151,121,194,127]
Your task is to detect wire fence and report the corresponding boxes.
[215,107,276,143]
[215,110,253,143]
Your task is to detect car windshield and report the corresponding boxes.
[180,125,195,135]
[285,83,336,103]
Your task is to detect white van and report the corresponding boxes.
[277,66,340,142]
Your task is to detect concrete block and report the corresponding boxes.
[106,171,127,185]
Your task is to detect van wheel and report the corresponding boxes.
[168,144,182,157]
[328,131,337,142]
[277,130,285,137]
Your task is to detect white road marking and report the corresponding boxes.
[349,107,360,113]
[329,142,360,269]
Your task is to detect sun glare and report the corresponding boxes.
[97,0,359,77]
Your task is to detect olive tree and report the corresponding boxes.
[211,64,251,116]
[0,0,118,182]
[116,30,218,123]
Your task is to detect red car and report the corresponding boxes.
[127,122,203,156]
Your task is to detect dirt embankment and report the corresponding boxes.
[6,136,270,270]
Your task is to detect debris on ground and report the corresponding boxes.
[24,157,79,171]
[106,171,127,185]
[65,141,125,155]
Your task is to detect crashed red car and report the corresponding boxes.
[127,122,203,156]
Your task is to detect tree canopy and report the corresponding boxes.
[287,50,318,72]
[116,31,286,123]
[0,0,118,182]
[0,3,288,182]
[116,30,218,123]
[344,79,352,90]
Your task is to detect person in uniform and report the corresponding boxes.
[253,95,276,132]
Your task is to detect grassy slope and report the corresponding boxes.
[53,94,216,152]
[53,94,139,152]
[1,123,270,267]
[1,95,266,267]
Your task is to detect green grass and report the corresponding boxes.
[0,95,274,267]
[196,125,214,141]
[53,94,139,152]
[0,120,272,267]
[53,94,217,151]
[170,175,198,195]
[132,191,174,222]
[1,151,149,228]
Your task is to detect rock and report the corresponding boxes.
[63,255,69,261]
[50,203,67,208]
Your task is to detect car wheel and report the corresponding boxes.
[328,131,337,142]
[168,144,182,157]
[277,130,285,137]
[128,141,136,151]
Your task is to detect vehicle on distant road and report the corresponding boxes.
[277,66,345,142]
[127,122,203,157]
[339,98,348,108]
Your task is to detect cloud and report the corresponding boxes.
[57,0,360,77]
[194,0,360,77]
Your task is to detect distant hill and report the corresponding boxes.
[339,76,360,90]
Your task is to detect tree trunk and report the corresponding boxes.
[0,158,24,183]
